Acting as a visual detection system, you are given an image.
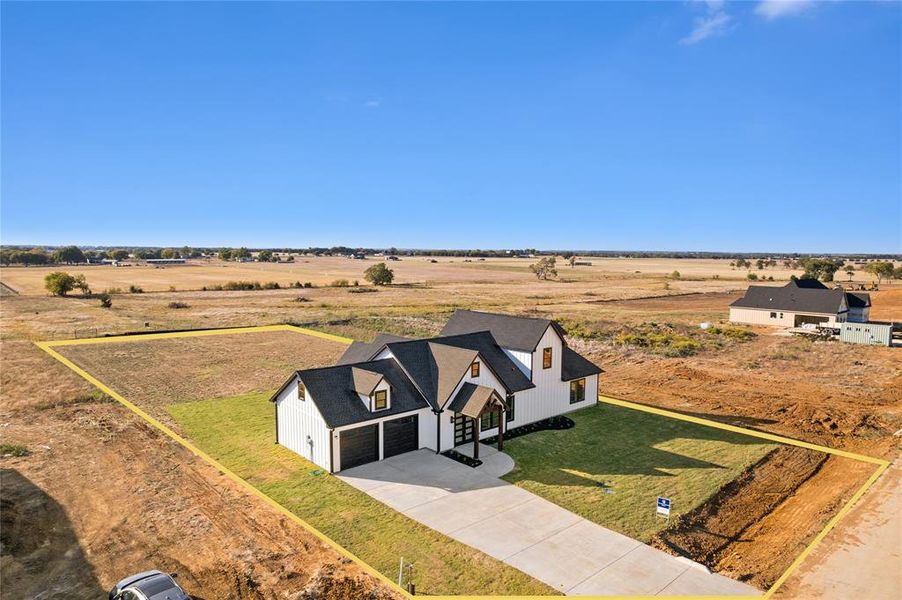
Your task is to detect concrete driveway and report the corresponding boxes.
[338,447,759,596]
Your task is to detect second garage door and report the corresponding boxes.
[339,424,379,470]
[383,414,419,459]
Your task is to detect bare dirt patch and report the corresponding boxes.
[55,331,346,414]
[0,341,398,600]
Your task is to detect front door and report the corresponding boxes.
[453,413,475,446]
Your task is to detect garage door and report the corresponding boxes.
[383,414,419,459]
[339,424,379,470]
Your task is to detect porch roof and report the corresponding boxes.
[448,383,507,419]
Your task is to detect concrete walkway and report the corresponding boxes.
[338,448,759,596]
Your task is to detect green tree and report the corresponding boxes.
[218,248,233,261]
[108,249,130,261]
[257,250,273,262]
[843,265,855,282]
[893,266,902,280]
[529,256,558,280]
[233,247,250,259]
[44,272,77,296]
[755,259,765,270]
[73,274,91,296]
[799,258,842,282]
[863,261,894,284]
[364,262,395,285]
[53,246,86,264]
[735,258,751,269]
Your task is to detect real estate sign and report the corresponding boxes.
[656,497,672,518]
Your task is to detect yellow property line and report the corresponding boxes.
[37,325,891,600]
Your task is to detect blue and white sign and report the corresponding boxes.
[656,497,672,517]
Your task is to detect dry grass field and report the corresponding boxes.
[2,257,900,598]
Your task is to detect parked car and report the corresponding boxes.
[108,570,190,600]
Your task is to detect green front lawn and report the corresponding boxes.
[502,403,777,542]
[168,393,558,597]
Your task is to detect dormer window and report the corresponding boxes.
[297,380,306,400]
[470,361,480,377]
[374,389,388,410]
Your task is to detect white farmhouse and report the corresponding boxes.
[729,279,870,328]
[271,310,602,472]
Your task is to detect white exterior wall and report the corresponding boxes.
[729,307,843,327]
[503,348,532,377]
[503,327,598,432]
[330,407,434,471]
[439,354,508,448]
[275,376,332,471]
[848,307,869,323]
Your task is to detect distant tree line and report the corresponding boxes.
[3,244,900,266]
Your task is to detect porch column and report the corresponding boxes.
[497,405,504,451]
[472,416,479,459]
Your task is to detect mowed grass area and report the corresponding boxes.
[502,403,778,542]
[168,392,558,597]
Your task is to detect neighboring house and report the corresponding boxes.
[729,279,870,327]
[271,310,602,472]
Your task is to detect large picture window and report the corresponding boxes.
[569,378,586,404]
[542,347,552,369]
[374,389,387,410]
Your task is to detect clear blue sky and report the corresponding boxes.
[2,1,900,252]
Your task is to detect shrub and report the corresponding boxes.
[167,301,190,309]
[747,273,758,281]
[98,293,113,308]
[0,443,30,457]
[169,285,177,292]
[304,282,314,288]
[670,270,681,279]
[348,287,378,294]
[263,281,280,289]
[294,296,311,303]
[331,279,350,287]
[707,326,756,341]
[129,284,144,293]
[613,326,701,357]
[223,281,261,290]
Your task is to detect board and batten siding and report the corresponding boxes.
[438,353,508,448]
[502,348,531,377]
[501,326,598,434]
[275,375,332,472]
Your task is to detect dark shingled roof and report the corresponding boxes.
[290,359,428,428]
[385,331,534,410]
[336,333,412,365]
[561,347,603,381]
[730,285,848,314]
[846,292,871,308]
[447,383,507,419]
[420,331,534,391]
[440,310,566,352]
[787,278,829,290]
